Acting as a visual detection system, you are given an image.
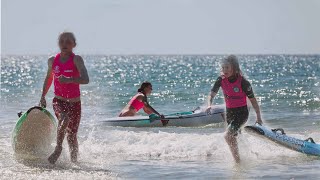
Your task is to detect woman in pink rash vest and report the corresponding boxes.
[39,32,89,164]
[119,81,165,121]
[206,55,263,163]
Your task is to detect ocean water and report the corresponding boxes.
[1,55,320,179]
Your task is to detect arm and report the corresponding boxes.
[59,55,89,84]
[249,98,263,125]
[242,78,263,125]
[141,96,162,116]
[206,77,221,111]
[39,57,54,107]
[143,106,153,115]
[207,91,217,107]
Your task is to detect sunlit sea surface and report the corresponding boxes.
[1,55,320,179]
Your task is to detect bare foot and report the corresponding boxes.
[70,152,78,163]
[48,146,62,164]
[235,157,240,164]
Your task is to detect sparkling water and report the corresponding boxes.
[1,55,320,179]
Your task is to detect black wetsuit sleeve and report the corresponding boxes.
[211,77,222,93]
[241,78,255,98]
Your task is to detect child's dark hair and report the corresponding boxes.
[58,31,76,45]
[222,55,242,76]
[138,81,152,93]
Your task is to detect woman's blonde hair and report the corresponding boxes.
[58,31,77,45]
[222,55,242,77]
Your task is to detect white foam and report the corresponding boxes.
[79,128,304,164]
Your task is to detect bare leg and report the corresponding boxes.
[67,133,79,163]
[48,113,69,164]
[225,131,240,163]
[119,110,135,117]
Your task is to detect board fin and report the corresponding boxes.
[305,137,316,144]
[17,111,23,118]
[271,128,286,135]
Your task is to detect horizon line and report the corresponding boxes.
[1,53,320,57]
